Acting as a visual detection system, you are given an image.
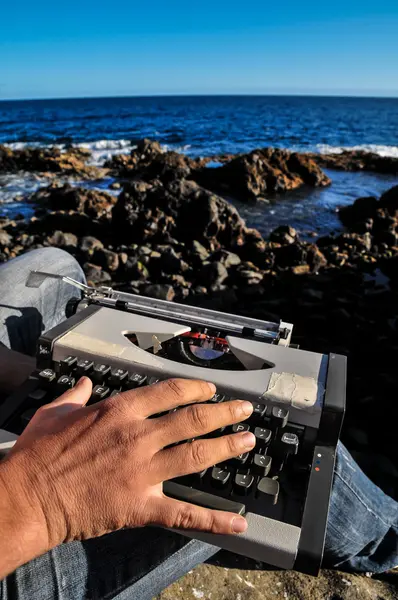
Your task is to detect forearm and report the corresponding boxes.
[0,454,49,580]
[0,347,35,394]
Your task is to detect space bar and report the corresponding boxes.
[163,481,245,515]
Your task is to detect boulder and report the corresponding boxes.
[211,249,241,268]
[197,261,229,289]
[0,145,103,178]
[193,147,331,201]
[0,230,12,247]
[379,184,398,216]
[47,231,78,248]
[270,225,297,245]
[93,248,120,272]
[338,196,378,227]
[112,178,249,250]
[307,149,398,175]
[275,242,308,268]
[307,245,328,272]
[141,283,175,301]
[27,211,106,238]
[80,236,104,253]
[105,138,197,182]
[83,263,112,286]
[233,263,264,285]
[190,240,210,262]
[32,184,116,220]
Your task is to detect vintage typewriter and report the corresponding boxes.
[0,271,346,575]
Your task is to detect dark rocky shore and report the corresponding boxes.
[1,140,397,597]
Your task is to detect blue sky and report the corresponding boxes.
[1,1,397,99]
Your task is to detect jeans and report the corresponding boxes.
[0,248,397,600]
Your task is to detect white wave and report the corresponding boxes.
[74,139,136,166]
[162,143,192,153]
[2,139,194,166]
[0,173,51,204]
[6,141,46,151]
[315,144,398,158]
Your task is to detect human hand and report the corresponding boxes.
[4,377,255,554]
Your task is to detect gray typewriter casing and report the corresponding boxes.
[0,276,346,575]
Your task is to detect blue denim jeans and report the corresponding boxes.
[0,248,397,600]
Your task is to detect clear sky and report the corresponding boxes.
[1,1,397,100]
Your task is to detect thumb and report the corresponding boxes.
[48,376,93,416]
[148,496,248,535]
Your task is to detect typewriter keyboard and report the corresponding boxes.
[6,358,312,526]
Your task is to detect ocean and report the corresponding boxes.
[1,95,397,237]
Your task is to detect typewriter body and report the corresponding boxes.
[0,272,346,575]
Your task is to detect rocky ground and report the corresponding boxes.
[157,562,398,600]
[1,140,397,598]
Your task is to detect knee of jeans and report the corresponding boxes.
[27,247,86,285]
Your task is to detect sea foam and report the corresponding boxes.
[315,144,398,158]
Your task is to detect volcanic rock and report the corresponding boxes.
[338,197,378,227]
[112,178,249,249]
[197,261,229,290]
[80,236,104,254]
[379,184,398,215]
[308,149,398,175]
[193,147,331,201]
[0,230,12,247]
[0,145,103,178]
[141,283,175,301]
[47,231,78,248]
[105,138,198,182]
[270,225,298,245]
[32,184,116,220]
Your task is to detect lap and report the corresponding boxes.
[0,248,85,355]
[0,528,217,600]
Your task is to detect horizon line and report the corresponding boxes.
[1,92,398,103]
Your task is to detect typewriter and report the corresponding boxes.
[0,271,346,575]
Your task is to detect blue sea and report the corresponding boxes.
[1,95,397,237]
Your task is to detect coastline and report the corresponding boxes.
[0,139,397,596]
[0,139,397,486]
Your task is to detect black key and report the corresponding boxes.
[28,388,47,402]
[38,368,56,385]
[76,360,94,376]
[233,472,254,496]
[108,368,128,386]
[274,432,300,471]
[90,385,110,403]
[164,481,245,514]
[256,477,279,505]
[20,408,37,425]
[232,423,250,434]
[271,406,289,429]
[56,375,75,393]
[126,373,147,389]
[148,376,161,386]
[59,356,78,374]
[253,454,272,477]
[109,389,121,397]
[252,402,267,418]
[209,392,225,403]
[92,364,111,383]
[229,451,250,465]
[254,427,272,448]
[280,432,299,455]
[211,466,231,489]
